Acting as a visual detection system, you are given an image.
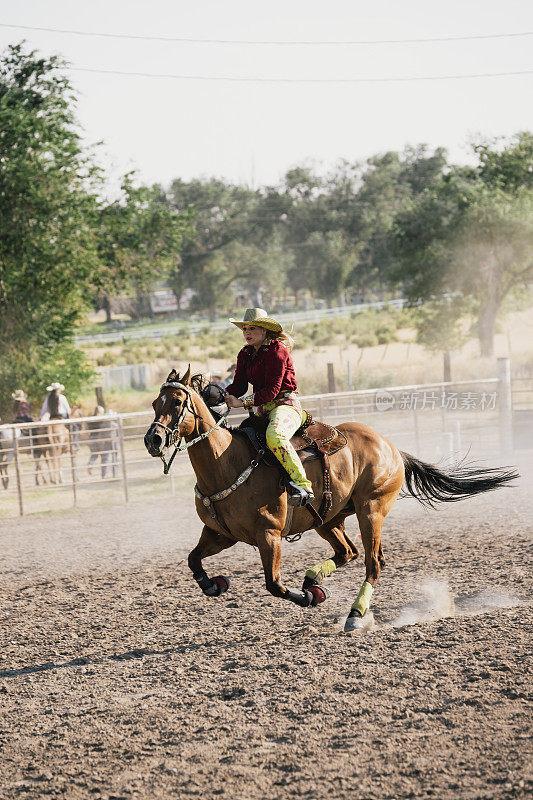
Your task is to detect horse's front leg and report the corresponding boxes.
[188,525,235,597]
[258,531,327,608]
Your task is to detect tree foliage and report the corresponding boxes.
[390,134,533,356]
[0,45,190,416]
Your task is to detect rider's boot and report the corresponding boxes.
[287,481,315,507]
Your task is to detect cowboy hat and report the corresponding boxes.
[229,308,282,333]
[46,382,65,392]
[11,390,27,401]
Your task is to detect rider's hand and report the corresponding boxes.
[225,395,243,408]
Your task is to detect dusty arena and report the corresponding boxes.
[1,455,531,800]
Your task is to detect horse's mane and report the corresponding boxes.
[190,373,208,395]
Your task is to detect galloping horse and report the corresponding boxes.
[144,368,518,631]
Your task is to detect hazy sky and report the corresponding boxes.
[1,0,532,189]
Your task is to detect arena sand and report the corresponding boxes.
[0,456,531,800]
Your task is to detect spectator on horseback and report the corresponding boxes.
[12,390,33,422]
[224,308,314,507]
[40,382,71,421]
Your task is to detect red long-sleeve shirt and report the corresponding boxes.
[225,340,297,408]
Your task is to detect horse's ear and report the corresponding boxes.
[182,364,191,386]
[166,369,178,383]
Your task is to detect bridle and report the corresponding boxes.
[151,381,231,474]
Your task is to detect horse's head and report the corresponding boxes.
[144,366,199,457]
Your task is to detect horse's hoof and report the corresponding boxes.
[308,584,329,607]
[344,612,366,632]
[212,575,230,595]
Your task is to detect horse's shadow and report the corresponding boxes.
[0,643,205,679]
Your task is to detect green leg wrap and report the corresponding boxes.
[351,581,374,617]
[305,558,336,582]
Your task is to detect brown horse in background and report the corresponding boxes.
[144,368,518,631]
[33,394,72,484]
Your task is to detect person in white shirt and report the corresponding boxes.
[40,382,71,420]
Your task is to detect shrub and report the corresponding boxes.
[354,332,378,348]
[97,351,120,366]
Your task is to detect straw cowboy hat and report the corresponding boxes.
[229,308,282,333]
[11,390,27,401]
[46,382,65,392]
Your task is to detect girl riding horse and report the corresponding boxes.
[224,308,313,507]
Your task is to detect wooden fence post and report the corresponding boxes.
[327,363,336,394]
[95,386,106,410]
[12,427,24,517]
[443,351,452,383]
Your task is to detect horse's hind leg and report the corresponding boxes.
[344,490,397,632]
[188,525,235,597]
[302,513,359,592]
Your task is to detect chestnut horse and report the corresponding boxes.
[144,368,518,631]
[33,394,72,484]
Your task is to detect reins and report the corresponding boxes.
[154,381,231,475]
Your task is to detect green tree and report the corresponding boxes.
[94,177,192,321]
[164,178,262,319]
[0,44,192,417]
[0,44,101,415]
[454,187,533,356]
[341,147,447,296]
[390,135,533,357]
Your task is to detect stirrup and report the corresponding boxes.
[287,482,315,507]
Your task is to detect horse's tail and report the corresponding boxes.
[400,451,519,507]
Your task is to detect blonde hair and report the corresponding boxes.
[265,329,295,353]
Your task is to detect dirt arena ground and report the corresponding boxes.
[1,455,531,799]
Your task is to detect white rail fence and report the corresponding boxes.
[0,363,517,518]
[74,299,407,346]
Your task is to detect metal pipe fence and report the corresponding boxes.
[0,369,517,519]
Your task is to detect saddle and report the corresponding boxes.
[233,412,347,526]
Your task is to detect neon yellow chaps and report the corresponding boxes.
[351,581,374,617]
[305,558,337,582]
[264,402,312,491]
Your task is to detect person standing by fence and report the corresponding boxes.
[40,382,71,420]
